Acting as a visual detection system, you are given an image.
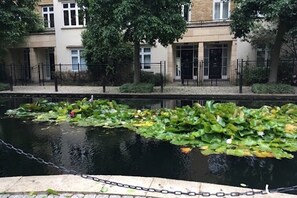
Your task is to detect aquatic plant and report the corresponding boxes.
[5,99,297,159]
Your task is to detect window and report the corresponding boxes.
[42,6,54,28]
[71,49,87,71]
[63,3,86,27]
[257,45,271,66]
[213,0,230,20]
[139,47,151,69]
[181,4,191,22]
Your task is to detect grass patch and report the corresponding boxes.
[119,83,154,93]
[0,83,9,91]
[252,83,295,94]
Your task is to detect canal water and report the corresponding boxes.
[0,98,297,191]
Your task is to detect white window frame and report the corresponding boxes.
[140,47,151,69]
[257,45,271,65]
[213,0,230,21]
[42,6,54,28]
[181,3,191,22]
[63,3,86,27]
[71,49,87,71]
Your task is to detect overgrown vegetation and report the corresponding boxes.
[252,83,295,94]
[78,0,190,83]
[0,0,43,61]
[6,99,297,159]
[243,67,269,86]
[243,61,297,86]
[0,83,9,91]
[54,71,93,86]
[231,0,297,83]
[119,83,154,93]
[140,71,162,86]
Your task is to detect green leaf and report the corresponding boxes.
[46,189,59,195]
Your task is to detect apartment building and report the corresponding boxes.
[4,0,56,82]
[4,0,256,84]
[164,0,256,84]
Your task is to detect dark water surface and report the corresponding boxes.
[0,98,297,191]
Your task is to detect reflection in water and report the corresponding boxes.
[0,99,297,192]
[1,118,297,191]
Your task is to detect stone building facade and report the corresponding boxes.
[3,0,255,84]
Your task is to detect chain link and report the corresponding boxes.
[1,138,296,196]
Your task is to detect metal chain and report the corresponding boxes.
[0,138,295,197]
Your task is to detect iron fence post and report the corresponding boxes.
[13,64,16,86]
[164,61,166,87]
[9,75,13,91]
[103,65,106,93]
[239,59,243,94]
[59,63,62,79]
[196,63,199,86]
[41,63,45,86]
[54,74,58,92]
[38,64,41,86]
[78,63,80,81]
[160,61,164,93]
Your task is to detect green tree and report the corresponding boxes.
[247,23,297,60]
[230,0,297,83]
[0,0,42,62]
[79,0,190,83]
[80,0,133,84]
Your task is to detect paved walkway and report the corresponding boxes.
[1,175,296,198]
[2,84,252,94]
[1,85,296,101]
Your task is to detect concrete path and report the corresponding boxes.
[1,85,252,95]
[0,175,296,198]
[1,85,296,101]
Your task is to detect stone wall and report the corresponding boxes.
[191,0,213,21]
[191,0,235,22]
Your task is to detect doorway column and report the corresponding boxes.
[198,42,204,84]
[230,40,237,84]
[29,47,39,83]
[167,45,175,82]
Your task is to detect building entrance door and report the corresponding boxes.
[209,49,222,79]
[181,49,193,81]
[175,44,198,81]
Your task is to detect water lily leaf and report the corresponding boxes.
[6,99,297,159]
[216,115,226,127]
[180,147,192,154]
[252,151,274,158]
[284,124,297,133]
[211,124,225,133]
[206,101,215,113]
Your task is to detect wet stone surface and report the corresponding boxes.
[0,194,146,198]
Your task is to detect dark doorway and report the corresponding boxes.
[23,48,31,82]
[181,50,193,81]
[209,49,222,79]
[49,48,55,80]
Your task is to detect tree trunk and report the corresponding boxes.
[133,41,141,83]
[268,21,287,83]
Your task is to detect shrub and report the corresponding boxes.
[278,61,296,85]
[243,66,268,86]
[252,83,295,94]
[0,83,9,91]
[119,83,154,93]
[55,71,93,85]
[140,71,162,86]
[125,71,163,86]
